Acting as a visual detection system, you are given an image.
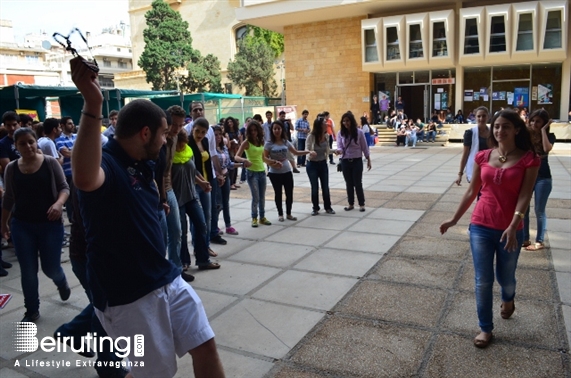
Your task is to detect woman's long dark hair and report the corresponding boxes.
[528,109,550,156]
[339,112,358,145]
[269,120,287,143]
[246,120,264,146]
[311,118,325,141]
[223,117,238,135]
[488,110,535,154]
[213,125,225,150]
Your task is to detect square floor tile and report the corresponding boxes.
[324,232,400,254]
[211,299,323,359]
[229,241,314,268]
[265,227,339,247]
[367,208,424,221]
[252,270,357,311]
[295,214,360,231]
[294,248,382,277]
[348,218,414,236]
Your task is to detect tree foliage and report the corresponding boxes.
[227,37,278,97]
[247,26,284,58]
[138,0,222,92]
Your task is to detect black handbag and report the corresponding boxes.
[337,161,342,172]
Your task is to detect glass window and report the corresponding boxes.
[432,22,447,57]
[398,71,414,84]
[532,63,561,117]
[118,61,127,69]
[409,24,423,58]
[103,61,111,68]
[544,10,562,49]
[386,27,400,60]
[490,16,506,52]
[463,67,491,116]
[492,65,530,81]
[415,71,430,84]
[364,29,378,62]
[516,13,533,51]
[235,26,248,47]
[464,18,479,54]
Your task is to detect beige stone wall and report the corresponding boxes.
[284,16,371,132]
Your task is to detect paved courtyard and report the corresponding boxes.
[0,143,569,378]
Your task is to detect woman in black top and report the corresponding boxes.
[1,127,70,322]
[523,109,555,251]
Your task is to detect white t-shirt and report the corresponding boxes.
[37,137,59,158]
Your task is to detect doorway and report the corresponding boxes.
[398,85,427,122]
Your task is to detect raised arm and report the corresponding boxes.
[70,57,106,192]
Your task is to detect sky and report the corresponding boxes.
[1,0,130,43]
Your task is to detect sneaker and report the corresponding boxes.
[259,217,272,225]
[311,210,319,216]
[1,259,12,269]
[225,227,239,235]
[181,272,195,282]
[0,267,7,277]
[251,218,258,227]
[293,168,300,173]
[325,208,336,214]
[58,282,71,301]
[210,235,227,245]
[21,311,40,322]
[218,228,224,236]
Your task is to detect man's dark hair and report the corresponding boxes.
[43,118,60,136]
[265,111,272,116]
[302,109,309,115]
[19,114,33,125]
[2,111,19,124]
[60,116,72,125]
[115,99,166,139]
[166,105,186,118]
[109,110,119,118]
[279,111,286,116]
[322,111,330,117]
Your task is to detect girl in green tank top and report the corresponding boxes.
[235,121,271,227]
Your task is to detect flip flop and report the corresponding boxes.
[525,242,544,251]
[522,240,532,248]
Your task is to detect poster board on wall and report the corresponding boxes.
[15,109,39,121]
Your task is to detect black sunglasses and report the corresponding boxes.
[53,28,99,73]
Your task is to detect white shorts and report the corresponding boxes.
[95,276,215,378]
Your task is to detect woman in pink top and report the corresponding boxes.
[440,110,540,348]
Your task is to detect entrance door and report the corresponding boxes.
[398,85,426,121]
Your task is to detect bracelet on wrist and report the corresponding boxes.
[458,172,463,175]
[81,110,103,120]
[514,211,525,219]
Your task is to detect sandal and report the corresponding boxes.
[278,215,284,222]
[286,215,297,221]
[473,332,493,348]
[344,206,354,211]
[182,264,189,271]
[198,262,221,270]
[522,240,532,248]
[208,248,218,257]
[500,301,515,319]
[525,242,544,251]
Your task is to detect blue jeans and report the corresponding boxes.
[406,134,417,147]
[247,170,266,218]
[209,177,221,239]
[341,158,365,207]
[166,189,182,269]
[58,257,122,372]
[194,184,211,246]
[11,218,66,314]
[427,130,436,142]
[297,138,307,165]
[306,160,332,211]
[219,174,232,227]
[179,199,210,266]
[469,224,522,333]
[523,177,552,243]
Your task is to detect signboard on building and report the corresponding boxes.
[432,78,455,85]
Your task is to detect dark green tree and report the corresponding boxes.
[138,0,196,91]
[182,53,223,93]
[227,38,278,96]
[138,0,221,93]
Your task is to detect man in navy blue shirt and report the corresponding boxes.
[0,111,21,173]
[70,57,224,378]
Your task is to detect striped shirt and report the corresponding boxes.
[56,133,77,177]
